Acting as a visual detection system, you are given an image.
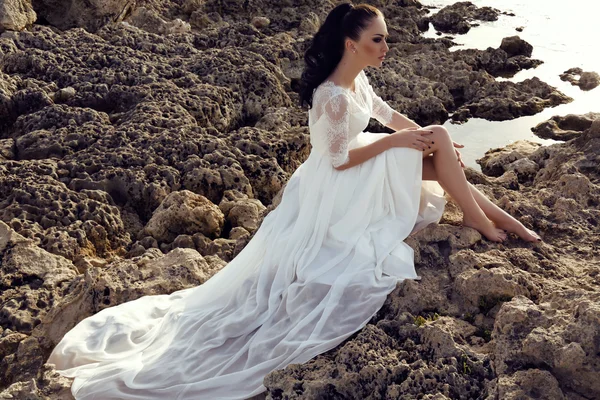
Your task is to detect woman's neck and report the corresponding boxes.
[329,56,364,91]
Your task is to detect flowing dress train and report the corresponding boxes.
[47,70,446,399]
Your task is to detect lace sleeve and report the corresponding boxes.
[322,93,351,169]
[365,74,395,126]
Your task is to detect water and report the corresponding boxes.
[419,0,600,169]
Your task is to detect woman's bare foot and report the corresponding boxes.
[463,214,507,242]
[493,219,542,242]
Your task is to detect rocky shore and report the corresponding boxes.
[0,0,598,399]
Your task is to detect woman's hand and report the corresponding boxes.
[453,141,465,168]
[386,127,434,151]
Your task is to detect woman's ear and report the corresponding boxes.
[346,39,357,54]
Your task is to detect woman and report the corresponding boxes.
[301,3,541,243]
[47,3,542,400]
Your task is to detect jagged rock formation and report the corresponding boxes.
[0,0,597,398]
[532,112,600,141]
[499,35,533,58]
[560,67,600,91]
[0,0,36,33]
[31,0,134,32]
[430,1,500,34]
[263,116,600,399]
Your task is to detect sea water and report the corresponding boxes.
[420,0,600,169]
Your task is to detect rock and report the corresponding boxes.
[0,221,80,386]
[203,254,227,271]
[13,105,109,159]
[499,36,533,58]
[450,250,542,313]
[87,247,221,309]
[52,87,76,103]
[126,7,165,33]
[505,158,539,182]
[298,12,319,33]
[29,247,223,356]
[228,226,250,240]
[431,2,499,34]
[493,170,519,190]
[432,11,471,34]
[0,0,36,33]
[532,119,576,141]
[532,112,600,141]
[579,71,600,91]
[31,0,135,32]
[194,236,237,262]
[251,16,270,29]
[455,46,542,78]
[9,244,222,393]
[127,7,191,35]
[0,160,130,260]
[560,67,600,91]
[265,319,493,398]
[144,190,225,243]
[172,234,195,249]
[453,77,572,122]
[420,316,478,358]
[477,140,541,177]
[0,138,15,160]
[219,189,266,233]
[493,294,600,395]
[0,363,74,399]
[0,0,599,396]
[189,9,227,30]
[196,0,338,32]
[496,369,565,400]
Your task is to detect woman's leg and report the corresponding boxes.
[419,125,506,242]
[422,153,542,242]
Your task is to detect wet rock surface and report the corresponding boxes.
[560,67,600,91]
[531,112,600,141]
[1,0,597,398]
[499,35,533,58]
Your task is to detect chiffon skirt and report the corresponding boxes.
[47,131,446,399]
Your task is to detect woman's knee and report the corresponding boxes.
[421,125,451,156]
[427,125,451,142]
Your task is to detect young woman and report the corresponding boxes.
[301,3,542,244]
[47,3,541,400]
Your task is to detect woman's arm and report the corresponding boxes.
[365,77,421,132]
[384,111,466,168]
[335,127,434,171]
[319,91,418,171]
[334,136,392,171]
[363,72,422,132]
[385,111,421,131]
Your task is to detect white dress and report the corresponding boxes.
[47,70,446,399]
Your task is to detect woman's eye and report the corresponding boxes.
[374,38,381,43]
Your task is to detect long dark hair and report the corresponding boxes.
[299,3,381,109]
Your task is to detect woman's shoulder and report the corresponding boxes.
[313,80,350,105]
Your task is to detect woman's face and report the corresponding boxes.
[351,15,389,68]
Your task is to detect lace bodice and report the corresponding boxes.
[308,70,395,168]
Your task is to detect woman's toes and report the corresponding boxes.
[527,229,542,242]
